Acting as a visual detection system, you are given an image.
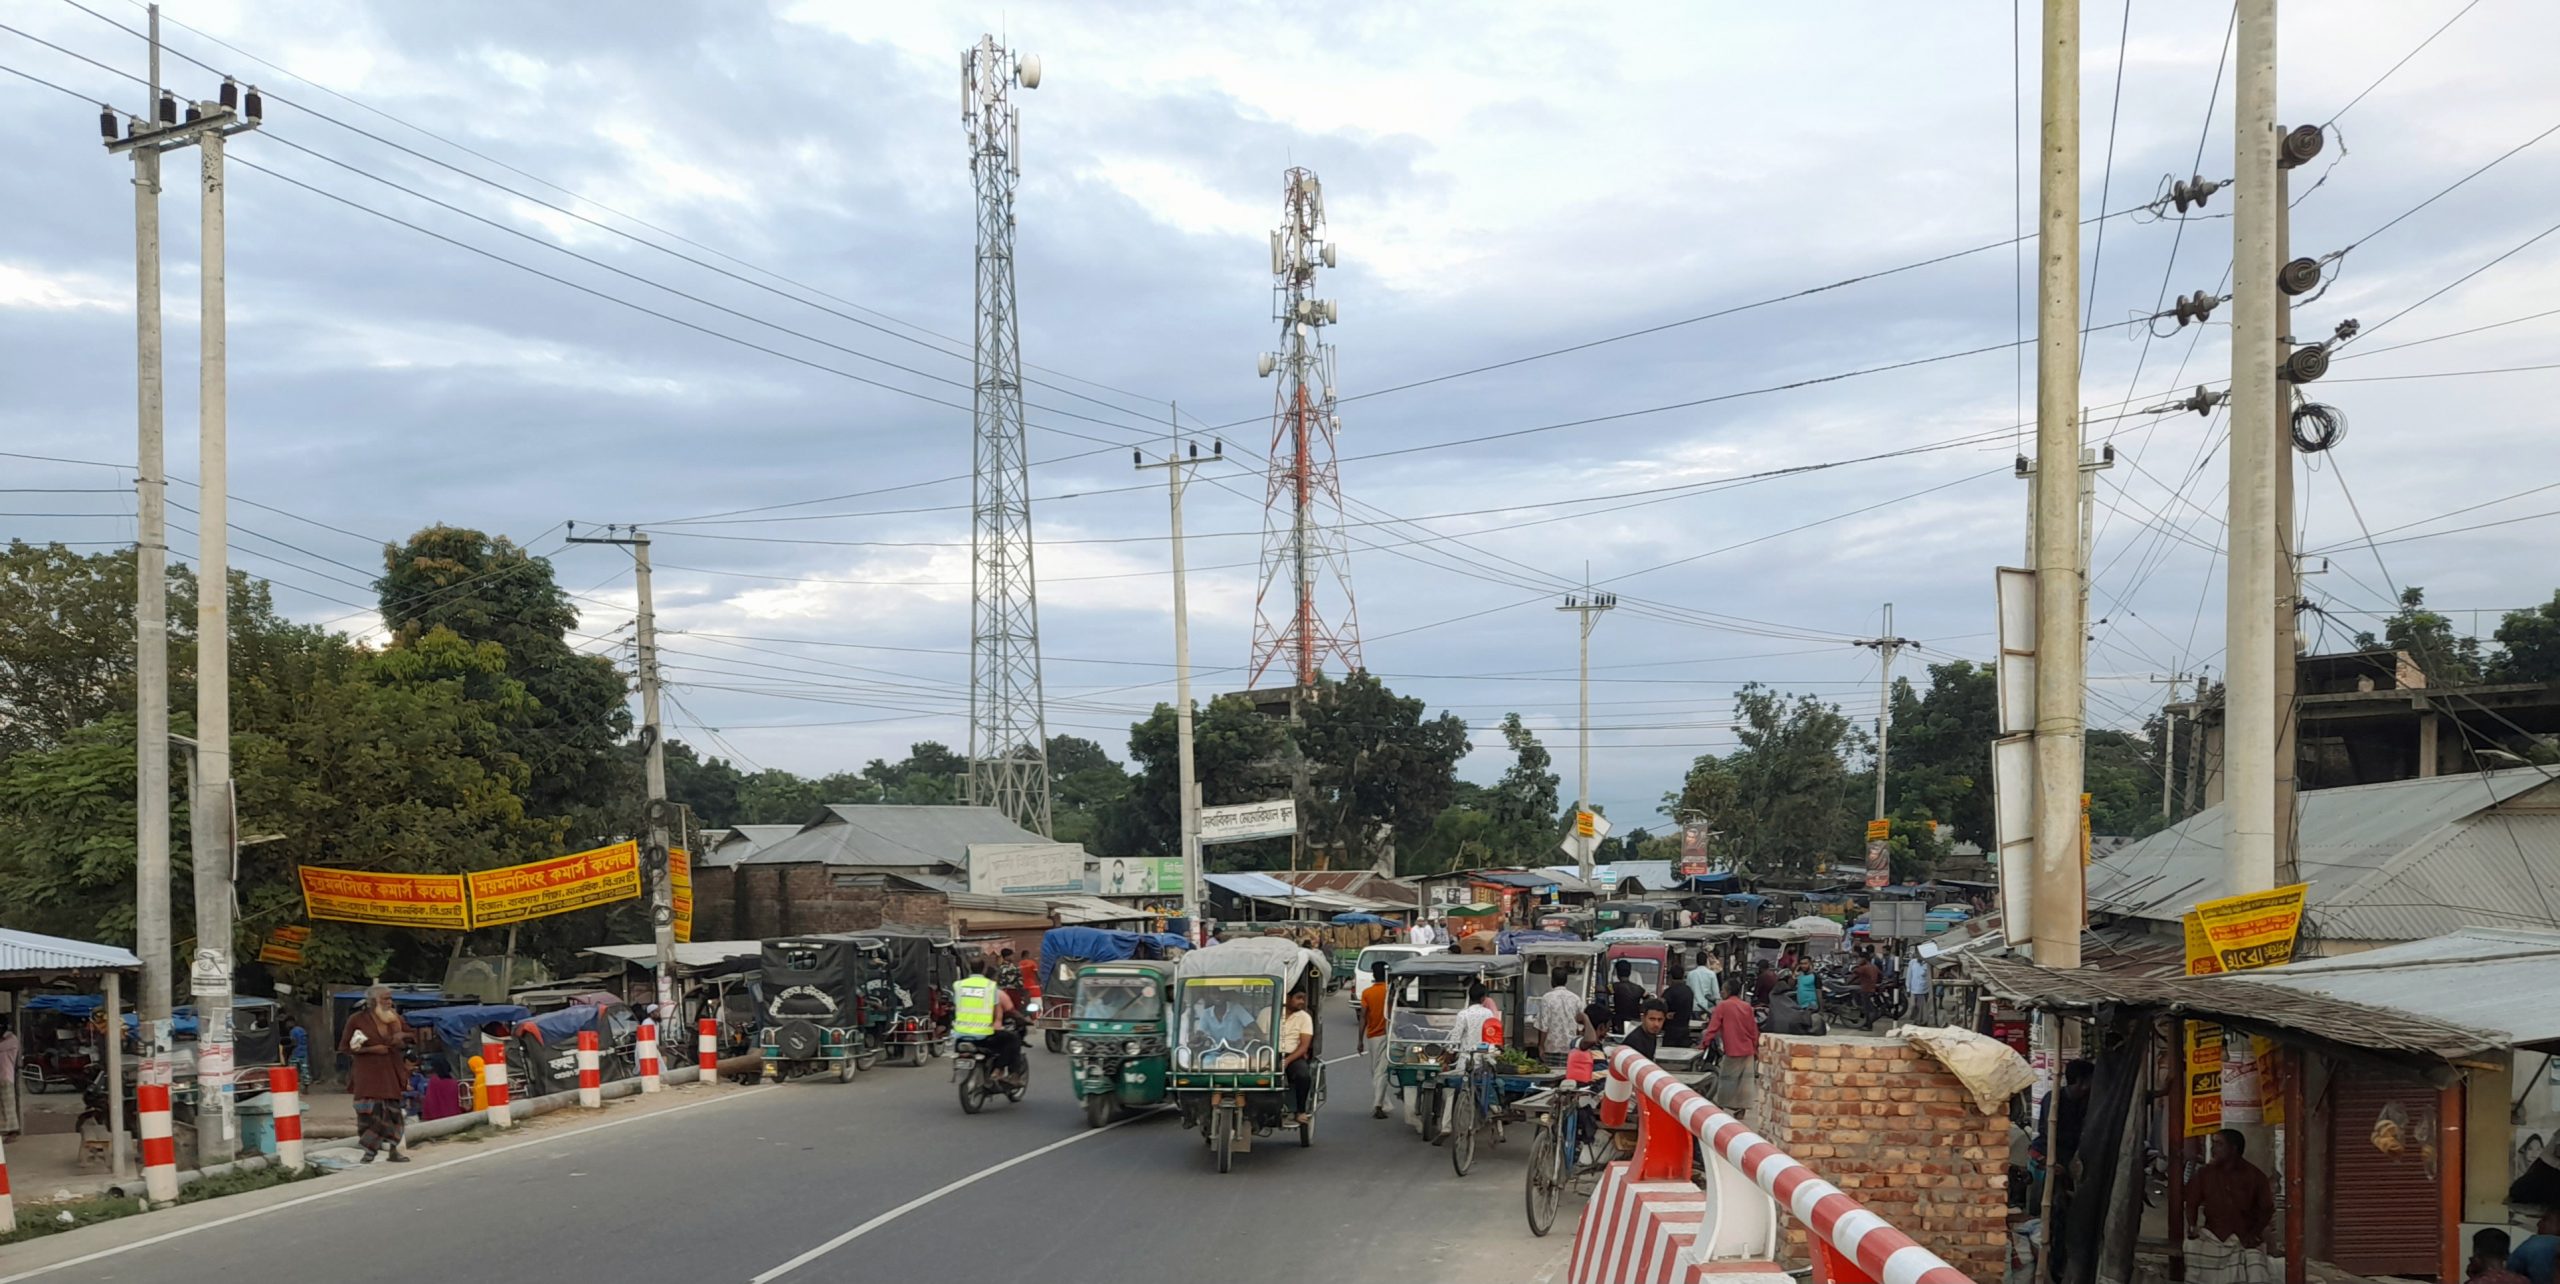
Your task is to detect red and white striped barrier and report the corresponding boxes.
[698,1017,719,1084]
[270,1066,306,1171]
[637,1020,662,1094]
[137,1081,179,1203]
[1578,1047,1974,1284]
[482,1040,512,1128]
[577,1030,603,1109]
[0,1123,15,1233]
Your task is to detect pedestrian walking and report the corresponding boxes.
[340,984,414,1163]
[1700,977,1761,1116]
[0,1014,22,1139]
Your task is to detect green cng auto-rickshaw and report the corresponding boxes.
[1066,958,1175,1128]
[1170,938,1329,1173]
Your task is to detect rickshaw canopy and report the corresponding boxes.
[1173,936,1327,988]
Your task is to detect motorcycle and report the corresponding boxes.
[952,1017,1031,1114]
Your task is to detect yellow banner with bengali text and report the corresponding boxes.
[465,841,642,928]
[298,865,473,930]
[670,847,693,944]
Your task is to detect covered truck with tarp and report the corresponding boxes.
[759,935,878,1083]
[1035,927,1190,1054]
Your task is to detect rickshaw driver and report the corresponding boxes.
[1280,989,1316,1124]
[1188,994,1256,1060]
[955,960,1028,1086]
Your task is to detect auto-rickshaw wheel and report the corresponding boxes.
[1419,1085,1444,1143]
[1044,1029,1065,1054]
[1212,1106,1237,1173]
[835,1056,856,1084]
[1084,1092,1112,1129]
[856,1046,882,1073]
[1298,1107,1314,1147]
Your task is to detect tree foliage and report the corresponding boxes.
[1663,684,1867,880]
[1879,660,1999,845]
[1296,672,1471,871]
[2355,586,2485,686]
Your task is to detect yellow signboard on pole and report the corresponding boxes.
[1576,811,1597,838]
[2182,882,2309,1133]
[1865,818,1892,842]
[466,841,642,928]
[670,847,693,944]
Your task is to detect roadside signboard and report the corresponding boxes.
[1863,839,1890,889]
[1099,856,1184,895]
[1198,799,1298,845]
[1557,809,1613,862]
[1677,823,1714,877]
[1865,818,1892,842]
[966,842,1085,896]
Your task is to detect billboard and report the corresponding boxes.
[1198,799,1298,846]
[298,866,472,930]
[1097,856,1184,896]
[467,841,643,928]
[1677,823,1714,876]
[968,842,1086,896]
[670,847,693,944]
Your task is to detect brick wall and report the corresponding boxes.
[1755,1033,2008,1282]
[692,864,955,940]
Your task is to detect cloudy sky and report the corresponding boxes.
[6,1,2557,834]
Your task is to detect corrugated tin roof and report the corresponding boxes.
[698,823,805,868]
[2087,768,2560,937]
[0,928,143,976]
[2242,927,2560,1049]
[1957,953,2501,1061]
[741,805,1048,869]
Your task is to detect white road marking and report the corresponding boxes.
[748,1108,1160,1283]
[0,1085,771,1284]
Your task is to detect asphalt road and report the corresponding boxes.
[1,999,1569,1284]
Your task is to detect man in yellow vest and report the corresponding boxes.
[953,960,1025,1086]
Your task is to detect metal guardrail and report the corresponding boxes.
[1608,1046,1974,1284]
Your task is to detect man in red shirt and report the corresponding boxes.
[1358,962,1394,1118]
[1700,977,1762,1116]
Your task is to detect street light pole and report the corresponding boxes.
[1557,588,1616,884]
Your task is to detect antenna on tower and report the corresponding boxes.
[962,34,1052,836]
[1246,166,1362,691]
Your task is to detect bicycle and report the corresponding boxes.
[1446,1048,1507,1177]
[1523,1075,1607,1236]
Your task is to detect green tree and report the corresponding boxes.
[1405,782,1498,876]
[2355,586,2484,686]
[1665,684,1867,880]
[662,740,746,828]
[2491,590,2560,683]
[1047,735,1136,852]
[1295,672,1471,871]
[1877,660,1998,845]
[1119,695,1292,863]
[375,527,634,837]
[2085,728,2166,836]
[1488,714,1560,859]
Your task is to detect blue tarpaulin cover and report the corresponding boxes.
[404,1004,534,1058]
[1037,928,1187,991]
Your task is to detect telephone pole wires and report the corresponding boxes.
[1557,587,1616,885]
[1137,415,1225,942]
[566,525,677,1015]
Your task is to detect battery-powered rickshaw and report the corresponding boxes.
[1512,941,1604,1061]
[1066,957,1175,1127]
[1169,938,1329,1173]
[1381,955,1532,1140]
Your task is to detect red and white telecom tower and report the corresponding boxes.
[1247,167,1362,689]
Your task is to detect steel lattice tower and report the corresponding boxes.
[1247,167,1362,689]
[963,36,1051,835]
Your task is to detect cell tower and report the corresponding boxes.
[962,35,1051,836]
[1246,167,1362,689]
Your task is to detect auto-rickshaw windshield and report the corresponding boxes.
[1078,974,1162,1021]
[1177,978,1276,1068]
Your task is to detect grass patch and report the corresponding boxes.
[0,1161,324,1246]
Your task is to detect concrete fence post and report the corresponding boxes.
[483,1041,512,1128]
[577,1030,602,1109]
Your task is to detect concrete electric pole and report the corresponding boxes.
[1137,416,1222,942]
[2030,0,2087,969]
[2225,0,2281,899]
[2150,673,2196,821]
[1856,604,1920,822]
[566,525,678,1015]
[1557,588,1616,885]
[107,50,261,1166]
